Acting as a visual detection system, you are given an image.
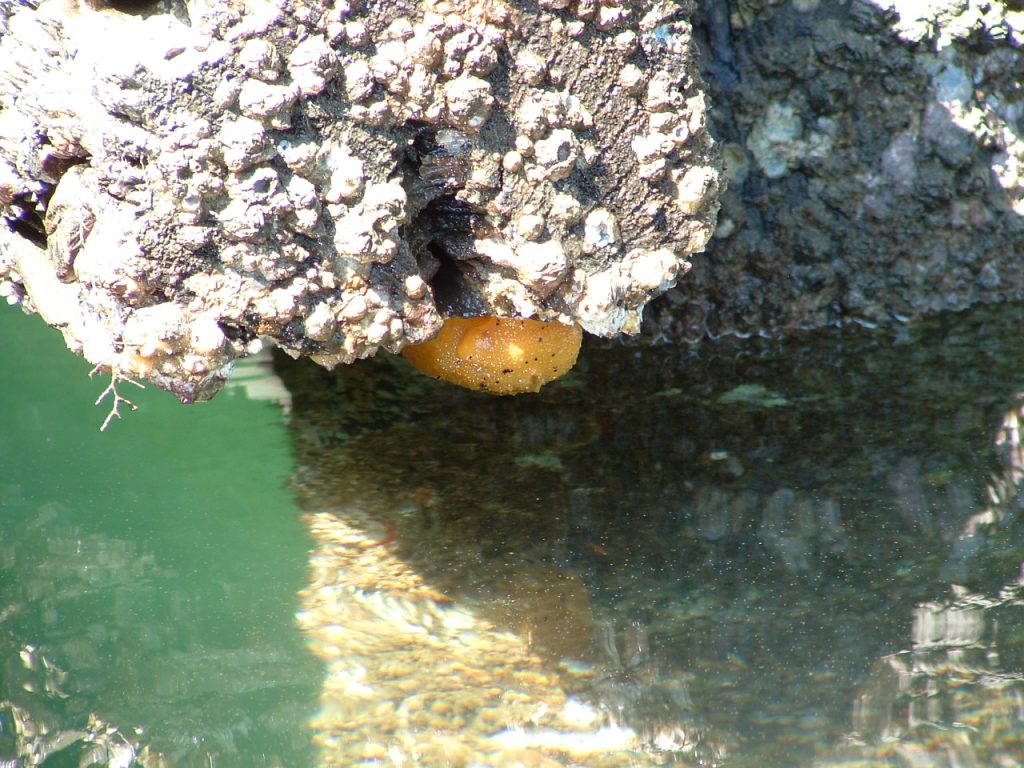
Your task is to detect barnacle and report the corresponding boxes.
[413,127,472,191]
[402,316,582,394]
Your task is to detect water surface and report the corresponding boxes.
[0,310,317,766]
[4,304,1024,766]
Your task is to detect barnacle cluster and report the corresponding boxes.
[372,0,721,337]
[0,0,719,401]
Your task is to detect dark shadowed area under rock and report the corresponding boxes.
[276,302,1024,766]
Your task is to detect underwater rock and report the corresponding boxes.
[0,0,719,401]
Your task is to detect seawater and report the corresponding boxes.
[4,303,1024,767]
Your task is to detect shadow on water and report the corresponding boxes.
[279,302,1024,767]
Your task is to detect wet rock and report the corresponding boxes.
[8,0,1023,402]
[648,0,1024,341]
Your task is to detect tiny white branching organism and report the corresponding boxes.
[89,365,144,431]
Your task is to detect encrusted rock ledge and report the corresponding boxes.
[0,0,719,401]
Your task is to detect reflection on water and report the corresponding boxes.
[6,304,1024,765]
[279,304,1024,767]
[821,397,1024,768]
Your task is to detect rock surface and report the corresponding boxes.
[0,0,718,401]
[648,0,1024,339]
[6,0,1024,402]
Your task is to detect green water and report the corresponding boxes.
[0,309,318,766]
[5,303,1024,767]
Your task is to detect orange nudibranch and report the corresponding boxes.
[402,316,583,394]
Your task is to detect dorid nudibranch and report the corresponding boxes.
[402,317,582,394]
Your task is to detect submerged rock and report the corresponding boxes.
[277,302,1024,766]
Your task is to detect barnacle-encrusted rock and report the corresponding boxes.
[0,0,720,401]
